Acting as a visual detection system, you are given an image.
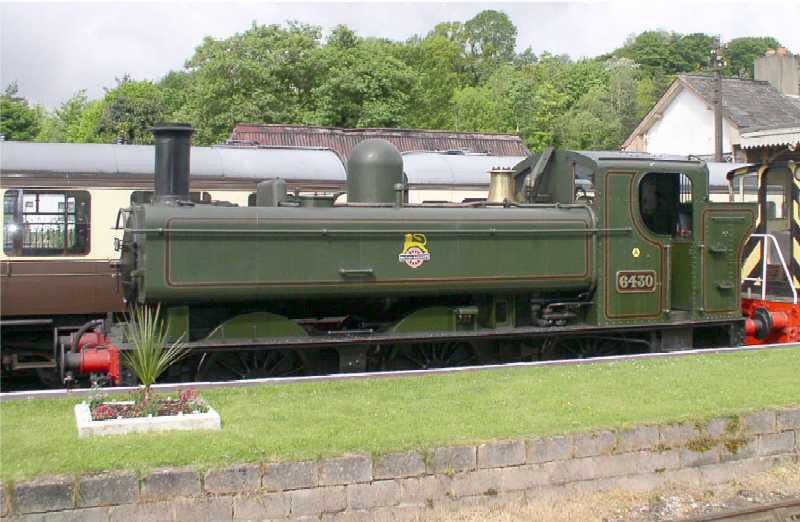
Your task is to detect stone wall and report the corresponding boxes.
[2,407,799,521]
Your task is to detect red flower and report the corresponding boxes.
[92,404,114,420]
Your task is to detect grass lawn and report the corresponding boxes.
[1,347,799,482]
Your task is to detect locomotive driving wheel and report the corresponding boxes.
[383,341,478,370]
[194,349,306,381]
[538,335,651,361]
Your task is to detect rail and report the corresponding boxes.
[743,233,797,304]
[676,497,800,521]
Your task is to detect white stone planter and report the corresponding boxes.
[74,402,221,438]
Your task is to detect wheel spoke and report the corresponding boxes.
[196,349,304,380]
[387,342,477,371]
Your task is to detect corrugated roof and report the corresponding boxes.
[680,75,800,132]
[230,124,530,161]
[740,127,800,149]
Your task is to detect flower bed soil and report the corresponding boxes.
[90,389,209,421]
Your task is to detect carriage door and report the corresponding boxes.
[603,172,664,320]
[764,168,793,292]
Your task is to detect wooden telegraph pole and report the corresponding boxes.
[711,37,726,162]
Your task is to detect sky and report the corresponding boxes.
[1,0,799,109]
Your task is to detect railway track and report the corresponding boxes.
[1,341,797,402]
[676,497,800,521]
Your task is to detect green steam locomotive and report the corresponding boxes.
[67,124,756,383]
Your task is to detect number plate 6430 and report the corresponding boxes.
[616,270,657,293]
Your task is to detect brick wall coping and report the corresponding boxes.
[1,406,798,520]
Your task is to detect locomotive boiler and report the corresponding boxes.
[66,123,757,384]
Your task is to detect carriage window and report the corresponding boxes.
[765,173,789,233]
[3,190,90,256]
[639,173,693,239]
[767,201,778,219]
[732,174,758,202]
[130,191,211,204]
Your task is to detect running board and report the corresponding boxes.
[162,318,744,352]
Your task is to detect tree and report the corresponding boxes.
[399,33,465,129]
[676,33,716,72]
[36,111,63,142]
[0,82,40,141]
[526,82,569,150]
[613,30,686,75]
[67,100,105,143]
[95,77,167,144]
[605,58,641,134]
[35,90,90,142]
[309,34,416,128]
[452,85,504,133]
[463,10,517,63]
[428,21,465,43]
[327,24,358,48]
[633,74,662,122]
[184,21,323,144]
[723,36,783,78]
[462,10,518,82]
[159,70,193,121]
[513,46,538,68]
[563,59,609,108]
[555,86,625,150]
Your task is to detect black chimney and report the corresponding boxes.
[153,123,194,204]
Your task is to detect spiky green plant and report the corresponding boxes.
[123,305,189,405]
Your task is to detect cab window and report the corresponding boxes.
[639,172,693,239]
[3,190,91,256]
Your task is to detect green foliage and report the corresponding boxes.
[614,31,683,75]
[159,70,194,120]
[563,59,609,107]
[723,36,782,78]
[67,100,105,143]
[555,86,625,150]
[677,33,716,72]
[462,10,517,82]
[634,75,662,122]
[35,111,63,143]
[513,46,537,68]
[122,305,189,402]
[17,14,790,152]
[309,36,415,128]
[184,21,323,145]
[614,30,715,76]
[400,34,465,129]
[35,90,90,143]
[96,77,168,144]
[452,84,504,133]
[0,82,40,140]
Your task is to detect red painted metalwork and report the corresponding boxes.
[79,348,120,385]
[742,298,800,344]
[71,331,122,385]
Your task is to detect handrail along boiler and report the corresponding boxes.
[66,124,757,384]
